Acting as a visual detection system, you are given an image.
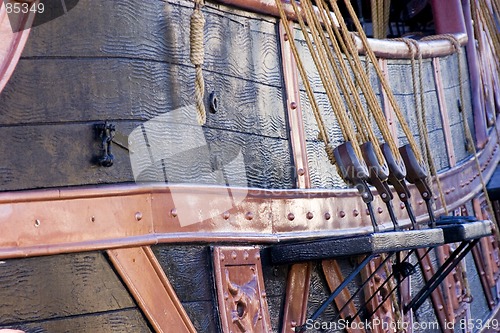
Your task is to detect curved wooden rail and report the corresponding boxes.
[0,1,36,94]
[0,126,497,260]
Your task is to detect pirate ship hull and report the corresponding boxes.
[0,0,500,332]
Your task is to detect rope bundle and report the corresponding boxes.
[190,0,206,125]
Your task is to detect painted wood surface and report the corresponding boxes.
[0,251,152,332]
[0,0,293,191]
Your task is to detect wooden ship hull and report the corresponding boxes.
[1,0,500,332]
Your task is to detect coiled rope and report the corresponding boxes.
[190,0,206,125]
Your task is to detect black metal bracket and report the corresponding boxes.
[95,121,115,167]
[404,239,479,313]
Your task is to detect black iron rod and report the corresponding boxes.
[297,254,374,332]
[406,240,479,312]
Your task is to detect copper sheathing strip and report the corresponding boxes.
[107,247,196,333]
[322,260,365,333]
[281,263,312,332]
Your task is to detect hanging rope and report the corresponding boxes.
[302,0,386,164]
[431,34,499,229]
[190,0,206,125]
[274,0,336,164]
[325,0,403,161]
[371,0,391,39]
[338,0,423,163]
[401,38,449,214]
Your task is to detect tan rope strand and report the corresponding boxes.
[312,0,386,163]
[289,0,363,159]
[383,0,391,39]
[274,0,336,163]
[300,0,365,142]
[190,0,206,125]
[443,32,499,227]
[307,0,388,163]
[326,0,402,160]
[340,0,423,162]
[411,39,448,214]
[478,0,500,54]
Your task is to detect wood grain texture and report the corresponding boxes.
[0,309,153,333]
[151,245,219,332]
[0,252,135,325]
[0,58,287,139]
[0,120,292,191]
[21,0,282,87]
[107,247,196,333]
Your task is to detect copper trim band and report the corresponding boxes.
[0,129,498,259]
[108,247,197,333]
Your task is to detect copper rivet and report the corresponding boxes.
[306,212,314,219]
[223,211,230,220]
[284,33,289,41]
[400,203,405,209]
[353,209,359,217]
[324,212,331,220]
[290,102,297,109]
[243,251,249,260]
[377,207,383,214]
[231,251,237,259]
[291,321,297,327]
[170,208,178,217]
[224,292,229,300]
[255,252,260,260]
[91,216,96,222]
[438,305,444,310]
[262,292,267,298]
[297,168,305,176]
[445,190,450,195]
[418,201,424,205]
[34,219,41,227]
[339,211,346,218]
[245,212,254,220]
[135,212,143,221]
[220,253,225,261]
[287,213,295,221]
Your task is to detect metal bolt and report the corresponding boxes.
[381,193,387,199]
[297,168,305,176]
[231,251,237,259]
[135,212,143,221]
[287,213,295,221]
[91,216,96,222]
[243,251,249,260]
[284,33,289,41]
[353,209,359,217]
[290,102,297,109]
[306,212,314,219]
[400,203,405,209]
[220,253,225,261]
[34,219,41,227]
[255,252,260,260]
[245,212,254,220]
[170,208,178,217]
[377,207,383,214]
[223,211,230,220]
[339,211,346,218]
[324,212,331,220]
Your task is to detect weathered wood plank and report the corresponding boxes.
[0,58,287,140]
[0,252,134,325]
[0,309,153,333]
[0,121,292,191]
[182,301,220,333]
[21,0,282,87]
[152,246,213,302]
